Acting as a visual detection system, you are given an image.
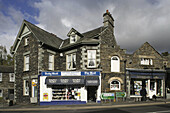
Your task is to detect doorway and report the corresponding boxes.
[87,86,97,102]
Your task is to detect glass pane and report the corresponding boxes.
[88,60,95,67]
[112,57,118,60]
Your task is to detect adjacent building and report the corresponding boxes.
[11,10,168,105]
[0,65,14,105]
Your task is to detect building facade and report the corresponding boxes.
[11,10,168,105]
[0,66,14,105]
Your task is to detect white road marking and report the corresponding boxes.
[147,110,170,113]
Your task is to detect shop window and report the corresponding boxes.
[52,88,81,100]
[141,58,153,65]
[0,73,2,82]
[24,55,29,71]
[66,53,76,70]
[49,54,54,70]
[25,37,29,46]
[110,80,121,90]
[87,50,96,68]
[23,80,29,96]
[111,56,120,72]
[0,89,2,97]
[32,79,38,97]
[150,81,155,90]
[9,73,15,82]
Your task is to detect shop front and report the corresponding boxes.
[127,69,166,99]
[39,71,101,105]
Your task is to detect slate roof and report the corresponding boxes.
[61,26,105,49]
[0,65,14,73]
[24,20,63,49]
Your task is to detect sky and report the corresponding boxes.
[0,0,170,53]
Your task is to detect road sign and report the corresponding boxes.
[101,93,115,99]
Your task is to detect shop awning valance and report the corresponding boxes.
[45,76,100,86]
[45,76,84,85]
[85,76,100,86]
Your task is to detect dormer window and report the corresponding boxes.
[70,35,76,43]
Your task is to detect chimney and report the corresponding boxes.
[103,10,114,32]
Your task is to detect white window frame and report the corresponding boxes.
[141,58,153,65]
[70,35,76,44]
[49,54,54,70]
[66,53,76,70]
[23,80,29,96]
[9,73,15,82]
[24,55,29,71]
[111,56,120,72]
[25,37,29,46]
[0,89,3,97]
[0,73,2,82]
[110,80,121,90]
[87,50,96,68]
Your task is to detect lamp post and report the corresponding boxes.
[124,60,127,92]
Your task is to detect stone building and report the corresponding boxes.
[11,10,168,105]
[0,65,14,105]
[125,42,167,99]
[12,10,127,105]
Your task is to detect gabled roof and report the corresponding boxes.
[61,26,105,49]
[67,28,83,37]
[133,42,162,57]
[12,20,63,54]
[24,20,63,49]
[0,65,14,73]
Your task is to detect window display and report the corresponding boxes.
[134,81,142,96]
[52,87,81,100]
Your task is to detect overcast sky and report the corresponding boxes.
[0,0,170,53]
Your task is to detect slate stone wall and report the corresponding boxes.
[14,33,39,104]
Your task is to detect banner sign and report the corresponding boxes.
[101,93,115,99]
[41,72,61,76]
[81,71,100,76]
[41,71,100,76]
[116,92,126,98]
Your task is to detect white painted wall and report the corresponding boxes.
[40,76,52,102]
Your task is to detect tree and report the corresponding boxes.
[162,52,169,56]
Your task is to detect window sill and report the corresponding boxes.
[23,70,29,72]
[66,68,76,71]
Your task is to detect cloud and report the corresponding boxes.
[0,0,170,53]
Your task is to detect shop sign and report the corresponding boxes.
[43,93,48,100]
[61,71,81,76]
[101,93,114,99]
[41,72,61,76]
[116,92,126,98]
[81,71,100,76]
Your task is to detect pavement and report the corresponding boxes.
[0,98,170,111]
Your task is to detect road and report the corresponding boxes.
[0,103,170,113]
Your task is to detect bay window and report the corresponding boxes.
[66,53,76,70]
[87,50,96,68]
[49,54,54,70]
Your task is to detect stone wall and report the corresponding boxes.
[15,33,39,104]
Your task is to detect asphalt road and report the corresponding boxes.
[1,103,170,113]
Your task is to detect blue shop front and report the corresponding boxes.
[39,71,101,105]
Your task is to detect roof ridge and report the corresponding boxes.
[24,20,63,40]
[82,26,103,35]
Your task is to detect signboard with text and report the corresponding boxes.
[101,93,115,99]
[116,92,126,98]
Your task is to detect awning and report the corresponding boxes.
[45,76,84,85]
[85,76,100,86]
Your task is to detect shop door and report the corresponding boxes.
[149,81,156,99]
[87,86,97,102]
